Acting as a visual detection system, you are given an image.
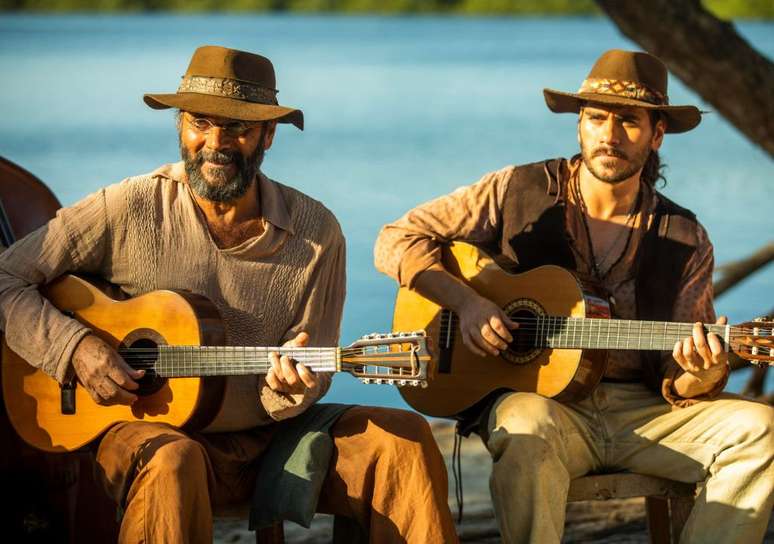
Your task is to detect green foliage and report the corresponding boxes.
[281,0,448,13]
[1,0,771,18]
[457,0,598,15]
[704,0,774,19]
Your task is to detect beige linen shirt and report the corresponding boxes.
[374,158,726,407]
[0,162,346,430]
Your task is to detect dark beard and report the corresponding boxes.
[580,136,651,184]
[181,142,264,203]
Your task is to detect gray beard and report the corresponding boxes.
[181,143,264,203]
[580,137,650,185]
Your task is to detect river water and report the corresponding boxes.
[1,14,771,407]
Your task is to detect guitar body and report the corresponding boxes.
[2,275,225,452]
[392,242,609,417]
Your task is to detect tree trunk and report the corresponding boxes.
[595,0,774,157]
[714,242,774,297]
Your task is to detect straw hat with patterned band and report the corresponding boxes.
[543,49,701,134]
[144,45,304,130]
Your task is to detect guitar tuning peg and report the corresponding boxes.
[360,378,372,384]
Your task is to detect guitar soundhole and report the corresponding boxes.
[502,298,545,365]
[120,332,168,397]
[510,310,538,352]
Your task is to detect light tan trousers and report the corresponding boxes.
[485,383,774,544]
[96,406,458,544]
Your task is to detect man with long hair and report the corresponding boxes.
[375,49,773,543]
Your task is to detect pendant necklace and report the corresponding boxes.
[573,175,642,281]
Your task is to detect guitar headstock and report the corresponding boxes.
[341,331,430,387]
[730,317,773,365]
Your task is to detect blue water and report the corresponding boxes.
[1,15,772,408]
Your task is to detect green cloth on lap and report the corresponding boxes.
[249,403,353,530]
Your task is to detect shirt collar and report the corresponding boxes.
[151,162,295,235]
[257,172,295,235]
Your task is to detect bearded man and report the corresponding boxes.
[0,45,458,543]
[374,50,773,543]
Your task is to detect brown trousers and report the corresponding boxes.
[95,406,458,544]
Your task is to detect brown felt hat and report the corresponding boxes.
[543,49,701,133]
[144,45,303,130]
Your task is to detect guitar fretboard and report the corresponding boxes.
[438,310,731,352]
[529,318,728,351]
[118,346,340,377]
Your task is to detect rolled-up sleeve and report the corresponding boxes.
[660,224,728,407]
[259,228,346,421]
[374,166,514,288]
[0,189,109,383]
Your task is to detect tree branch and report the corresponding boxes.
[595,0,774,157]
[714,242,774,298]
[742,365,769,398]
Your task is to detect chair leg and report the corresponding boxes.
[668,496,694,544]
[332,515,368,544]
[255,521,284,544]
[645,496,671,544]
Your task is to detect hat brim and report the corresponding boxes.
[543,88,701,134]
[144,92,304,130]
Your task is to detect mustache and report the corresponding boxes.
[592,147,628,160]
[195,149,241,166]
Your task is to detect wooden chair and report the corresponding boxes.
[214,503,283,544]
[215,504,367,544]
[568,472,697,544]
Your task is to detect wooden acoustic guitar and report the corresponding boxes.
[392,242,773,418]
[3,275,430,452]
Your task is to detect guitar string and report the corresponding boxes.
[116,352,404,362]
[112,360,412,371]
[437,313,768,329]
[117,347,398,358]
[110,320,771,370]
[433,327,767,337]
[436,315,768,335]
[114,346,772,369]
[436,309,771,328]
[436,326,768,340]
[114,346,419,371]
[116,340,771,358]
[436,315,770,352]
[436,323,769,342]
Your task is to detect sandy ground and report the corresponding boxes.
[214,420,774,543]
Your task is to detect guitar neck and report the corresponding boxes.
[532,318,729,351]
[119,346,340,378]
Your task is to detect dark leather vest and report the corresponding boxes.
[494,158,701,390]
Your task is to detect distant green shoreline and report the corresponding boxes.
[1,1,772,20]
